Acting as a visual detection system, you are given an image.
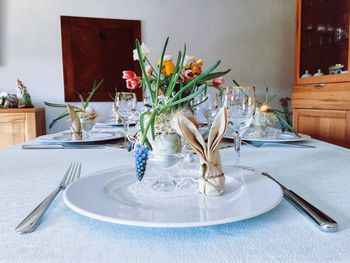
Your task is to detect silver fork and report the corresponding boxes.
[15,162,81,234]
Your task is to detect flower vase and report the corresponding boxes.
[147,133,183,192]
[254,110,279,137]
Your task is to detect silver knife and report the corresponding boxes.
[22,144,105,149]
[262,172,338,232]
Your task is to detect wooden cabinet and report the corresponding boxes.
[292,0,350,147]
[0,107,46,148]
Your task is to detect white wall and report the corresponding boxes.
[0,0,296,133]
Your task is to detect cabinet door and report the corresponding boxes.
[293,109,350,147]
[295,0,350,85]
[0,113,26,148]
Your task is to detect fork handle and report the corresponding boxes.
[15,187,61,234]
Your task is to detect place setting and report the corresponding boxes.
[14,38,337,236]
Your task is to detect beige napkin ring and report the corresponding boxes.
[176,107,228,195]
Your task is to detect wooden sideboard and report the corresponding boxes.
[292,0,350,148]
[0,107,46,148]
[292,83,350,147]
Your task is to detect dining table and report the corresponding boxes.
[1,136,350,263]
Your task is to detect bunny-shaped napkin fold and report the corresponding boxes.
[67,104,82,140]
[176,107,228,195]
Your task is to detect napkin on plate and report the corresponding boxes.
[67,104,82,140]
[176,107,228,195]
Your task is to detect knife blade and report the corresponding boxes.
[22,144,105,149]
[261,172,338,232]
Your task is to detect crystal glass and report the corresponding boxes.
[148,152,184,192]
[79,117,96,139]
[192,93,221,129]
[115,92,137,136]
[223,86,256,164]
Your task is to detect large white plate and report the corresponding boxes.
[63,166,283,228]
[37,131,123,144]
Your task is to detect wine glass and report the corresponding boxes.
[192,93,221,128]
[223,86,256,164]
[115,92,137,138]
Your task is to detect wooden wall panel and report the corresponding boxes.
[61,16,142,102]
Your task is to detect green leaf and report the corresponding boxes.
[85,79,104,107]
[155,37,169,101]
[267,94,277,105]
[44,101,67,108]
[141,109,158,145]
[272,111,301,137]
[164,85,206,109]
[165,50,182,97]
[48,111,69,129]
[199,69,231,82]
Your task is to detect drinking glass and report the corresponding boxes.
[191,93,221,129]
[223,86,256,164]
[79,116,96,139]
[115,92,137,137]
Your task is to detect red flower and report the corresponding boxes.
[126,78,140,90]
[183,70,194,80]
[212,77,224,86]
[122,70,137,80]
[176,74,185,84]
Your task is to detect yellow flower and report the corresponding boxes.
[191,64,202,75]
[161,60,175,75]
[196,59,203,67]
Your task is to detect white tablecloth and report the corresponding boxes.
[1,140,350,263]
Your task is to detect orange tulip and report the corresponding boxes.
[191,65,202,75]
[161,60,175,76]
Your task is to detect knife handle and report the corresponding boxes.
[284,189,338,232]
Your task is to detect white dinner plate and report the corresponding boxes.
[37,131,123,144]
[226,130,311,143]
[63,166,283,228]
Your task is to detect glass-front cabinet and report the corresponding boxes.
[295,0,350,84]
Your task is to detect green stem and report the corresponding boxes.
[141,109,158,145]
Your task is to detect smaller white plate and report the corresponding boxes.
[226,130,311,143]
[38,131,123,144]
[96,122,136,128]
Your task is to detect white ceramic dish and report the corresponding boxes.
[63,166,283,228]
[226,130,311,143]
[37,131,123,144]
[95,122,136,128]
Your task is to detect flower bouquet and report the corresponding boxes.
[123,38,230,181]
[254,88,299,137]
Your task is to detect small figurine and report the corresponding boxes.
[313,69,324,77]
[16,79,33,108]
[301,70,312,78]
[0,91,18,108]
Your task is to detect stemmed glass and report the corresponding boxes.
[192,93,221,128]
[115,92,137,138]
[223,86,256,164]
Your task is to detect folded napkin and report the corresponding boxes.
[176,107,228,195]
[67,104,82,140]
